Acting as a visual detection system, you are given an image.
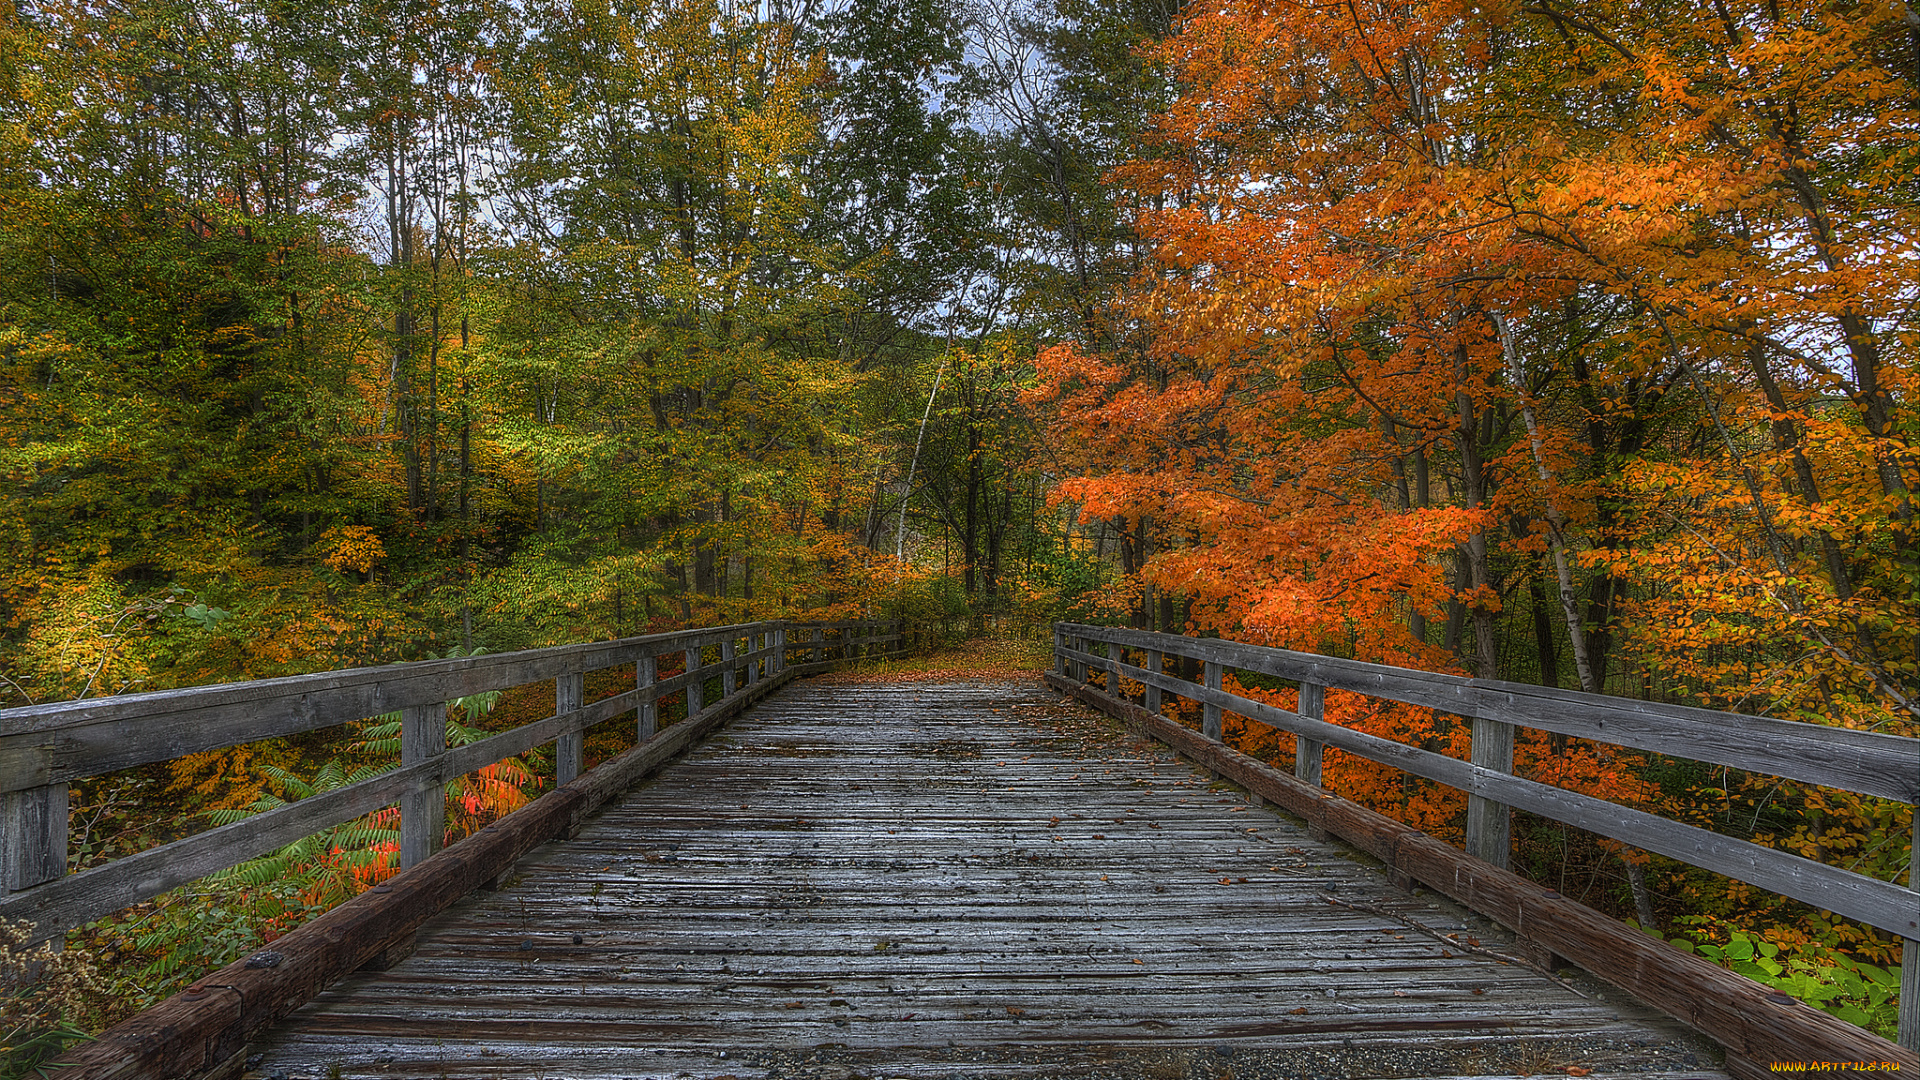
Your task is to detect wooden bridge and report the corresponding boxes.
[4,621,1918,1078]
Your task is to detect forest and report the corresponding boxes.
[3,0,1918,1053]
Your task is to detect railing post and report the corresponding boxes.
[721,638,737,696]
[1144,649,1162,714]
[1055,626,1068,677]
[772,625,786,674]
[1466,714,1514,869]
[811,626,823,665]
[1105,642,1120,696]
[556,672,584,786]
[1295,683,1327,837]
[685,644,704,715]
[637,650,657,741]
[1,784,68,898]
[1901,811,1919,1050]
[1293,683,1325,787]
[1203,659,1223,741]
[400,702,446,869]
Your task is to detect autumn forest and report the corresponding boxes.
[4,0,1920,1050]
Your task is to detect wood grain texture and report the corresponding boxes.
[4,626,901,943]
[1050,673,1920,1071]
[0,621,888,793]
[50,667,796,1080]
[0,783,65,893]
[1060,643,1920,937]
[236,679,1725,1080]
[1060,623,1920,803]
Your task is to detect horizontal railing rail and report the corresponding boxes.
[0,618,904,944]
[1051,622,1920,1052]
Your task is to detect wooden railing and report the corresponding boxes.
[0,618,902,946]
[1051,622,1920,1059]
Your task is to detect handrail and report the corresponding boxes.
[0,618,903,944]
[1051,622,1920,1052]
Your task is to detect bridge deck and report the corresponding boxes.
[246,678,1726,1080]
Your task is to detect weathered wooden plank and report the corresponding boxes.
[398,704,444,871]
[1907,807,1920,1050]
[228,678,1723,1080]
[1467,714,1514,870]
[1050,672,1920,1071]
[1,635,836,945]
[1202,660,1223,740]
[50,667,795,1080]
[0,783,65,894]
[1062,623,1920,802]
[555,673,584,787]
[0,622,796,792]
[0,623,750,739]
[636,654,656,742]
[1065,646,1920,937]
[0,761,423,935]
[1295,682,1325,789]
[1144,649,1162,714]
[685,644,705,715]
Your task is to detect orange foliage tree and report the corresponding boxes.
[1030,0,1920,953]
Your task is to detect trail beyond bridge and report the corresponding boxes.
[9,622,1918,1079]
